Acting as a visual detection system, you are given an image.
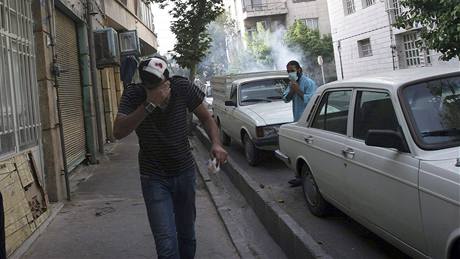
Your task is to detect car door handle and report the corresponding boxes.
[304,136,314,144]
[342,148,355,158]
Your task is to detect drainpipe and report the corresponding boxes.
[337,40,344,80]
[46,0,71,201]
[384,0,397,70]
[86,0,105,155]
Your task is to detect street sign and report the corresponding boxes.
[317,56,323,66]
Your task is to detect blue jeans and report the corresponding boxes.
[141,168,197,259]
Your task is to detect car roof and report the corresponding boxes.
[324,66,460,90]
[233,75,288,85]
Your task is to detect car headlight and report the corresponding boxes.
[256,125,280,137]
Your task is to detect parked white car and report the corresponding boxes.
[212,71,293,165]
[276,67,460,259]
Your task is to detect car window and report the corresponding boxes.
[401,75,460,148]
[230,85,237,104]
[239,78,289,106]
[311,90,352,135]
[353,91,399,140]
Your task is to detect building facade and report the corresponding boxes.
[225,0,332,37]
[327,0,460,79]
[0,0,157,257]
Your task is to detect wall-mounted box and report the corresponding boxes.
[119,30,141,56]
[94,28,120,68]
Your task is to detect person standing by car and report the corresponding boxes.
[283,60,317,187]
[113,56,228,259]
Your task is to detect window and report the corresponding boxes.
[358,38,373,58]
[400,32,431,68]
[239,78,289,106]
[343,0,356,15]
[390,0,402,16]
[353,91,399,140]
[0,0,40,157]
[299,18,319,31]
[401,76,460,149]
[293,0,315,3]
[311,91,352,135]
[362,0,376,8]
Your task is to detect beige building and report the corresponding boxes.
[225,0,332,37]
[0,0,157,257]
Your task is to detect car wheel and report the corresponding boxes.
[301,164,330,217]
[218,120,231,146]
[243,134,260,166]
[451,240,460,259]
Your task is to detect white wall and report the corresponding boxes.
[328,0,460,79]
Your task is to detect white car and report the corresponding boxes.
[212,72,293,165]
[276,67,460,259]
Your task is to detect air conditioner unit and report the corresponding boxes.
[94,28,120,68]
[119,30,141,56]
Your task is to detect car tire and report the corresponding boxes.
[243,134,260,166]
[451,240,460,259]
[218,120,231,146]
[301,164,330,217]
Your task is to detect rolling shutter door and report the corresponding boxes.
[55,9,86,171]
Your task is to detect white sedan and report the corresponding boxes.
[276,67,460,259]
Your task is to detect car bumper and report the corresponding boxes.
[275,149,290,165]
[253,135,279,150]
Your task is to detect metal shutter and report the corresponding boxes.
[55,9,86,171]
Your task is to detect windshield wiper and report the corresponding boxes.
[241,98,272,103]
[267,96,283,100]
[421,128,460,137]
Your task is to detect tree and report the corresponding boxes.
[396,0,460,61]
[284,20,334,62]
[246,23,274,68]
[152,0,224,81]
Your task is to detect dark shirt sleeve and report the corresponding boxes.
[186,82,205,112]
[118,86,145,116]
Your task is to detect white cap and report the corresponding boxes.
[142,57,168,80]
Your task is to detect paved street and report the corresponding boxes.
[217,140,411,259]
[22,134,239,259]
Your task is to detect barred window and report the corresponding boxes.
[343,0,356,15]
[0,0,40,157]
[358,38,373,58]
[299,18,319,31]
[401,32,431,68]
[363,0,376,8]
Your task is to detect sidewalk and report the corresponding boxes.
[22,134,239,259]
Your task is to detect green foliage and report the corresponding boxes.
[395,0,460,60]
[284,20,334,62]
[152,0,224,79]
[245,23,274,67]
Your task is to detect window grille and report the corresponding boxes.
[358,38,373,58]
[0,0,40,158]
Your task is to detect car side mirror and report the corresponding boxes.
[225,100,237,107]
[365,130,409,153]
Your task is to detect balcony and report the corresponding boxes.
[243,1,288,19]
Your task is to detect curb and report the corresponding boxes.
[194,126,332,259]
[9,202,65,259]
[191,141,256,259]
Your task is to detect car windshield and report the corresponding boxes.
[401,75,460,148]
[239,78,289,106]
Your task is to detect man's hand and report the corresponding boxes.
[146,80,171,106]
[291,81,303,96]
[211,143,228,166]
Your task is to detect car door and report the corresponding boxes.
[344,90,427,253]
[303,89,353,211]
[221,84,238,140]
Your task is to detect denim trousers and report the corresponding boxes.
[141,167,197,259]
